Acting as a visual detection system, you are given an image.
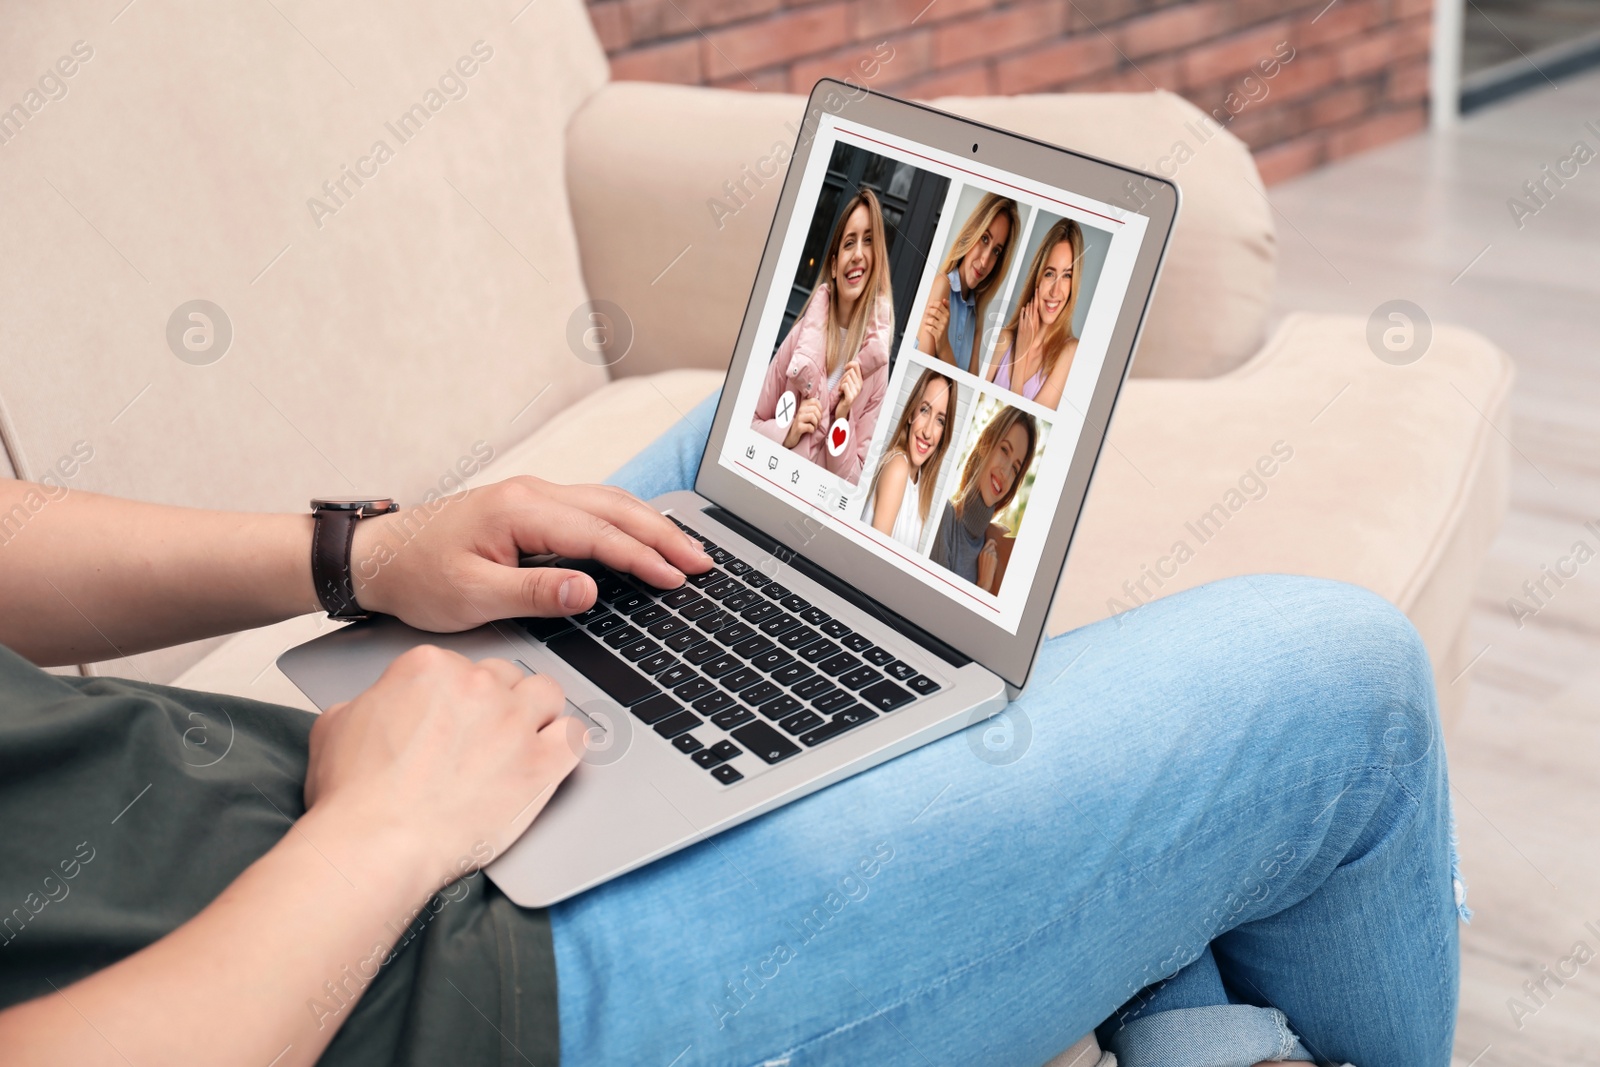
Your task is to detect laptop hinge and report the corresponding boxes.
[700,505,970,669]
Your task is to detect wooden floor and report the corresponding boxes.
[1269,70,1600,1064]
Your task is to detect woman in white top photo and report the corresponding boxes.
[862,367,958,551]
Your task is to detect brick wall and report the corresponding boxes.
[587,0,1434,184]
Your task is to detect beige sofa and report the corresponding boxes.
[1,1,1507,1057]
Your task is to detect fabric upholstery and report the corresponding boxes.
[565,82,1273,382]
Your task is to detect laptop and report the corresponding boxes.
[278,79,1178,908]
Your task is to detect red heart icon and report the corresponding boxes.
[831,424,846,448]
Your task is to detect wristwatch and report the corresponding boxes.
[310,498,398,619]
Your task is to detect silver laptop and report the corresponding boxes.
[279,80,1178,908]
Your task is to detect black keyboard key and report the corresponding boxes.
[662,587,702,610]
[708,547,733,565]
[647,616,691,639]
[701,654,741,678]
[820,619,852,640]
[818,652,860,677]
[573,603,609,625]
[814,688,855,713]
[861,680,915,712]
[545,630,658,707]
[685,567,723,588]
[602,624,644,648]
[710,707,756,730]
[723,590,762,612]
[714,622,757,646]
[639,651,679,675]
[630,693,683,725]
[793,675,835,700]
[696,609,734,633]
[618,637,660,662]
[658,664,697,689]
[840,665,882,691]
[665,630,705,652]
[587,613,625,636]
[674,677,714,701]
[595,572,629,600]
[798,706,878,746]
[711,763,744,784]
[771,662,816,688]
[684,641,723,665]
[731,720,799,764]
[731,635,775,659]
[693,740,741,768]
[671,732,703,754]
[799,639,840,664]
[908,674,941,695]
[762,582,790,599]
[680,599,716,621]
[519,616,572,641]
[863,646,895,667]
[633,604,669,626]
[780,626,825,651]
[799,606,831,626]
[758,612,801,637]
[739,601,779,625]
[611,590,653,616]
[743,572,772,589]
[653,709,703,739]
[724,558,752,576]
[751,649,794,674]
[739,681,781,706]
[707,578,743,600]
[841,633,874,653]
[779,594,811,613]
[885,659,917,680]
[722,668,763,692]
[693,691,736,715]
[758,695,801,720]
[778,709,824,736]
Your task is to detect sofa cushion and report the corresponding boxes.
[0,0,609,514]
[566,83,1272,383]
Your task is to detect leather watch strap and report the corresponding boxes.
[311,507,363,618]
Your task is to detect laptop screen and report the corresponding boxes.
[715,111,1151,637]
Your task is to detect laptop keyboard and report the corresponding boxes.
[517,515,942,786]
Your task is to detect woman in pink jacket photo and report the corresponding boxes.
[751,186,895,486]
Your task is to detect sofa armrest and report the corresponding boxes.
[566,81,805,379]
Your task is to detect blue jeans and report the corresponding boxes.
[548,392,1460,1066]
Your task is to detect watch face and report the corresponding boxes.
[311,498,396,512]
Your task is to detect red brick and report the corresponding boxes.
[623,0,782,42]
[994,32,1118,93]
[1290,0,1380,50]
[1066,0,1148,31]
[897,61,994,98]
[787,36,919,92]
[1221,97,1301,148]
[933,1,1067,68]
[1254,131,1326,184]
[870,30,936,88]
[1336,29,1400,78]
[1392,0,1433,17]
[853,0,994,39]
[1305,81,1375,125]
[1262,47,1338,102]
[1387,55,1430,105]
[1114,1,1228,59]
[1326,104,1426,158]
[609,36,701,82]
[703,3,853,79]
[1178,20,1293,88]
[588,0,630,52]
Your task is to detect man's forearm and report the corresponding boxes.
[0,481,319,666]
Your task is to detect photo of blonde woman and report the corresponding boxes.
[751,187,895,484]
[861,368,959,551]
[928,404,1039,595]
[916,192,1020,375]
[987,218,1084,410]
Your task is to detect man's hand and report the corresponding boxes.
[350,476,712,632]
[304,646,584,881]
